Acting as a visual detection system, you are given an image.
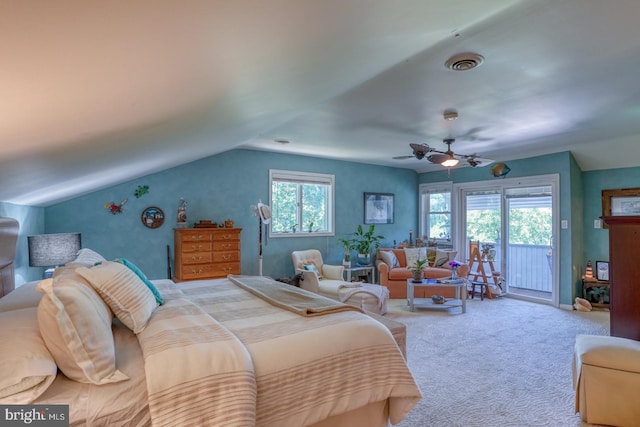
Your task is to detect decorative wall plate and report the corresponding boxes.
[141,206,165,229]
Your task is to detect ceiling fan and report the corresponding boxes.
[393,138,494,168]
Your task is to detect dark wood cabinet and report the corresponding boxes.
[602,216,640,340]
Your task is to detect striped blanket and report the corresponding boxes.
[139,277,421,427]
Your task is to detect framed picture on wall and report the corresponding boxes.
[596,261,609,281]
[364,192,394,224]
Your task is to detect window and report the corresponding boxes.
[269,170,335,237]
[419,182,453,244]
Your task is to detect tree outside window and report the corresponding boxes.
[269,170,334,237]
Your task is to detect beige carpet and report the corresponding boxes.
[385,297,610,427]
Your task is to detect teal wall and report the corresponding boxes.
[418,151,579,306]
[7,147,640,305]
[0,202,45,286]
[44,149,418,280]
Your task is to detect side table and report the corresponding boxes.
[343,265,376,283]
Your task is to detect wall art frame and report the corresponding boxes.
[602,187,640,228]
[141,206,165,229]
[364,192,394,224]
[595,260,609,281]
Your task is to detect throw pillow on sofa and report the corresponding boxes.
[404,248,427,269]
[435,249,457,267]
[379,250,398,268]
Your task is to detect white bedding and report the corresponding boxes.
[0,277,420,426]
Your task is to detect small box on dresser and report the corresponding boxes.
[174,228,242,282]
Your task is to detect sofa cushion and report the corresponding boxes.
[379,250,398,268]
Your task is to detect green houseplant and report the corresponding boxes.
[337,236,354,267]
[409,258,428,282]
[352,224,384,265]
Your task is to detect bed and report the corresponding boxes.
[0,218,421,427]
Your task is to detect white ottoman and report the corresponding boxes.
[573,334,640,426]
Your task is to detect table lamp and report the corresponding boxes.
[28,233,81,278]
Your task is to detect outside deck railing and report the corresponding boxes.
[471,244,552,293]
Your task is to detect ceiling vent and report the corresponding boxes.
[445,52,484,71]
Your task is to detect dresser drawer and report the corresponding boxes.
[181,251,213,264]
[181,241,212,253]
[181,264,216,281]
[212,231,240,242]
[210,262,240,277]
[213,251,239,262]
[180,231,212,243]
[213,241,240,251]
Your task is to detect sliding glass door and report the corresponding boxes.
[457,175,559,305]
[504,186,553,300]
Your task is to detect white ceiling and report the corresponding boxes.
[2,0,640,206]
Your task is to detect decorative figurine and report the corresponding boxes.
[105,199,127,215]
[176,198,188,227]
[134,185,149,198]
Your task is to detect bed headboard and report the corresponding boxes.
[0,217,19,297]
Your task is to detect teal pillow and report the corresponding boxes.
[114,258,164,305]
[303,263,323,279]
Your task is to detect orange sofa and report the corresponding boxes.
[376,248,469,299]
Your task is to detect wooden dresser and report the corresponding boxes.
[174,228,242,282]
[602,216,640,340]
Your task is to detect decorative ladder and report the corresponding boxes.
[468,241,501,298]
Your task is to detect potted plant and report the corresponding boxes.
[352,224,384,265]
[409,258,428,282]
[338,237,354,268]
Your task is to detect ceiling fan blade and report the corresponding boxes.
[392,155,416,160]
[427,153,449,164]
[409,143,432,152]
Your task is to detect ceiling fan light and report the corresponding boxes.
[441,157,459,167]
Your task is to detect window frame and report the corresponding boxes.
[268,169,335,238]
[419,181,453,245]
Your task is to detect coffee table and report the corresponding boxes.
[406,278,466,313]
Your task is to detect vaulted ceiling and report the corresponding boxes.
[2,0,640,206]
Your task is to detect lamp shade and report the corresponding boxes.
[28,233,81,267]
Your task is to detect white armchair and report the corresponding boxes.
[291,249,344,293]
[291,249,389,315]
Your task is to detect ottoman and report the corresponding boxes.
[335,282,390,315]
[573,334,640,425]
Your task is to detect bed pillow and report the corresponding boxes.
[65,248,106,268]
[36,275,129,385]
[114,258,164,305]
[379,250,399,268]
[0,307,57,403]
[77,261,158,334]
